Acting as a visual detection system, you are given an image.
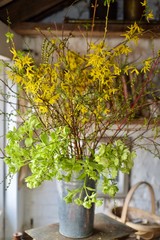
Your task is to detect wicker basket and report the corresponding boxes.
[108,181,160,239]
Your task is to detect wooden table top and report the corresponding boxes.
[25,213,135,240]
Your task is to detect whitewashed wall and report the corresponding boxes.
[0,21,23,240]
[23,181,58,229]
[0,21,22,59]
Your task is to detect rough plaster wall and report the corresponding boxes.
[23,181,58,230]
[0,21,23,58]
[22,0,160,230]
[130,144,160,212]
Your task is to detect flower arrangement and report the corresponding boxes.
[2,0,160,208]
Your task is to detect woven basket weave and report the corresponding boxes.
[108,181,160,239]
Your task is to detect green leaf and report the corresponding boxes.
[104,0,114,6]
[40,132,49,145]
[86,186,96,192]
[108,185,118,197]
[95,199,103,207]
[25,138,33,147]
[64,195,73,203]
[83,201,92,209]
[74,198,83,206]
[5,32,14,43]
[77,172,86,180]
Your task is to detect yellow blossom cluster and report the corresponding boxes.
[7,22,152,135]
[8,39,123,128]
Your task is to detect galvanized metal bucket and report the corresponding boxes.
[57,175,95,238]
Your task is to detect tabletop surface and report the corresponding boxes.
[25,213,135,240]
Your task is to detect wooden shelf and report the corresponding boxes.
[12,20,160,38]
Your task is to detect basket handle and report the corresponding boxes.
[121,181,156,223]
